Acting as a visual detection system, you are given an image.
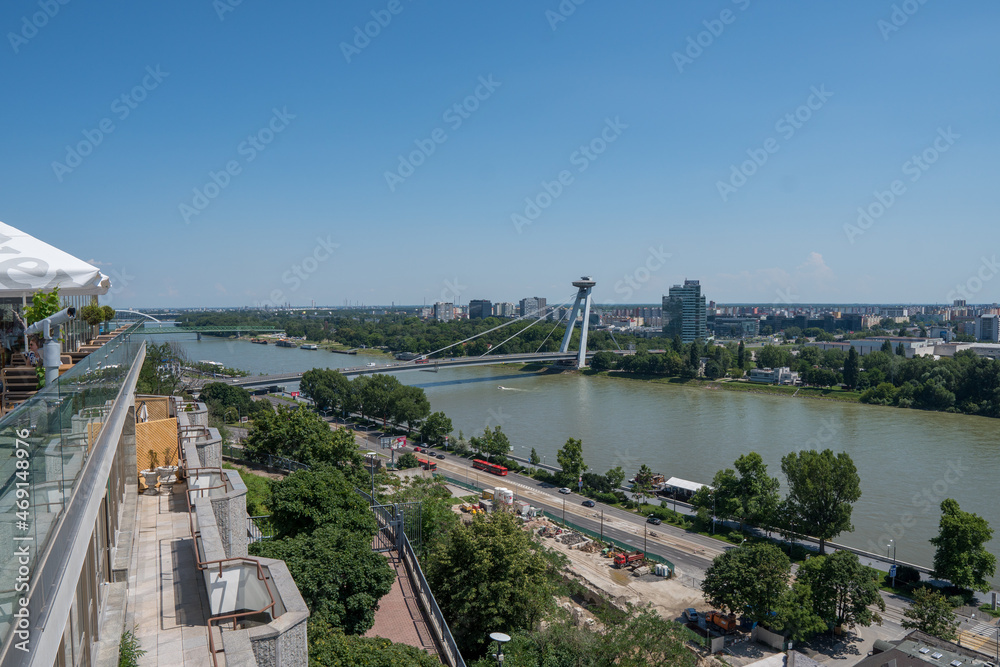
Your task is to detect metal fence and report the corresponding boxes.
[222,445,311,474]
[247,515,273,543]
[356,489,466,667]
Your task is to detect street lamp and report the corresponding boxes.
[490,632,511,665]
[888,540,897,587]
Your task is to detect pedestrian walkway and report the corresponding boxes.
[365,552,441,661]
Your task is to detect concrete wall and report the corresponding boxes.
[212,470,248,558]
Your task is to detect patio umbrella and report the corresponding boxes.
[0,221,111,297]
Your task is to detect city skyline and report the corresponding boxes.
[2,2,998,307]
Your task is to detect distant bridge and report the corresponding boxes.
[139,324,285,336]
[219,351,600,389]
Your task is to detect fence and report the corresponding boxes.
[355,489,465,667]
[222,444,311,474]
[247,515,273,543]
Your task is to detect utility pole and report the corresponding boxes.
[600,510,604,543]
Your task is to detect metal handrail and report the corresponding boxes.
[202,556,278,667]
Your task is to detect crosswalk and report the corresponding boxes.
[967,621,997,637]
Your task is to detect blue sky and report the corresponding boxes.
[2,1,997,308]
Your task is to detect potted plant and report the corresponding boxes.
[141,450,160,494]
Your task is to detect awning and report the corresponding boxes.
[0,221,110,297]
[665,477,708,493]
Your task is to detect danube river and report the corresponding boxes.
[159,332,1000,583]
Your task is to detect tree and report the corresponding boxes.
[590,350,618,372]
[881,340,893,353]
[737,340,747,370]
[771,582,827,642]
[529,447,540,466]
[843,347,860,390]
[389,384,430,431]
[605,465,625,490]
[732,452,780,531]
[474,425,511,461]
[797,550,884,630]
[901,587,958,640]
[420,411,452,445]
[556,437,587,485]
[268,467,375,540]
[425,511,557,655]
[308,619,440,667]
[632,463,657,507]
[251,522,394,634]
[358,374,403,425]
[702,543,791,623]
[396,452,419,469]
[930,498,997,592]
[243,406,361,469]
[300,368,352,415]
[781,449,861,554]
[896,342,906,357]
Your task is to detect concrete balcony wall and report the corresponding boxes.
[192,497,309,667]
[179,422,222,469]
[214,470,248,558]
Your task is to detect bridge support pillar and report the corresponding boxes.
[197,332,201,341]
[559,276,596,369]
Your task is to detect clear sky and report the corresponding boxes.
[2,1,997,308]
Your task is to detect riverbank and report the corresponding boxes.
[589,370,863,404]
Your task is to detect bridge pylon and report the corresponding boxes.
[559,276,596,368]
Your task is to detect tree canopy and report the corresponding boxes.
[796,550,884,629]
[425,511,557,655]
[781,449,861,554]
[556,438,587,485]
[901,587,958,641]
[701,543,791,622]
[930,498,997,592]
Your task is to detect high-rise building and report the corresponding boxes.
[519,297,547,318]
[433,301,454,322]
[494,302,516,318]
[469,299,492,319]
[662,279,707,343]
[976,314,1000,342]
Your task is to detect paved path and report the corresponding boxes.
[365,553,441,661]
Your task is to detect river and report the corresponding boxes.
[155,332,1000,583]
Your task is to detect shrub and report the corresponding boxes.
[894,565,921,586]
[593,492,619,505]
[396,452,419,469]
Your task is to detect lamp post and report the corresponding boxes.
[600,509,604,544]
[888,540,897,587]
[490,632,511,666]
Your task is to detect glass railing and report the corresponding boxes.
[0,322,144,649]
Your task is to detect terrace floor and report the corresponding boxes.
[128,488,217,666]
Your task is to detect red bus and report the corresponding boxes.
[417,458,437,471]
[472,459,508,476]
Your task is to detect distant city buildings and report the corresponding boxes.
[749,367,800,385]
[519,296,547,318]
[976,314,1000,342]
[433,301,454,322]
[662,279,707,343]
[469,299,492,319]
[494,302,516,318]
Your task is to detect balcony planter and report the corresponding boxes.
[157,465,178,494]
[141,469,159,494]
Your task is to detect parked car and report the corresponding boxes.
[582,499,596,507]
[558,487,571,494]
[683,608,698,623]
[646,515,662,525]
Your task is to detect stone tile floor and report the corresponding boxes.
[129,489,217,666]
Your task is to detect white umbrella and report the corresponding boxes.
[0,221,110,297]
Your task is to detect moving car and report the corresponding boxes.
[413,447,422,452]
[558,487,571,494]
[582,499,596,507]
[436,454,445,460]
[646,515,662,525]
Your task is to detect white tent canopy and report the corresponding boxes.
[0,221,110,298]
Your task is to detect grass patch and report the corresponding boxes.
[223,463,272,516]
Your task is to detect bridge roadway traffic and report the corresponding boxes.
[223,351,599,389]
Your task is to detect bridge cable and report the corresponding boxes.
[533,304,572,354]
[477,294,577,358]
[406,295,575,362]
